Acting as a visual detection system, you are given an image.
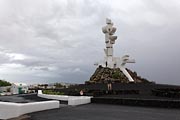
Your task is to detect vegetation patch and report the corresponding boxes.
[42,90,64,95]
[0,80,11,87]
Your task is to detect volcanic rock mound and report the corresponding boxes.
[85,66,150,84]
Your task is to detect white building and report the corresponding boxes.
[11,83,28,94]
[0,86,12,95]
[0,86,11,92]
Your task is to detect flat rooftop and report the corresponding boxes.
[0,94,52,103]
[0,94,179,120]
[29,103,180,120]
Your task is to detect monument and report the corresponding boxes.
[95,18,135,82]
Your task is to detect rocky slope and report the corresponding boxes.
[85,66,150,84]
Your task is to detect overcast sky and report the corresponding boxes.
[0,0,180,85]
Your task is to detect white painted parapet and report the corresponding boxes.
[0,100,59,120]
[38,90,92,106]
[0,102,20,119]
[68,96,91,106]
[19,101,59,115]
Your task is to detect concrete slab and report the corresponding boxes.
[29,103,180,120]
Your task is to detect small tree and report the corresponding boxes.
[0,80,11,87]
[54,83,64,88]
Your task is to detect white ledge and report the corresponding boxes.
[38,90,92,106]
[0,100,59,119]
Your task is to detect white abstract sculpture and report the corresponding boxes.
[96,18,135,82]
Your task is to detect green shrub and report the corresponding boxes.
[43,90,64,95]
[112,72,120,79]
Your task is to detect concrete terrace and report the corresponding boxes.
[0,94,53,103]
[0,94,179,120]
[29,103,180,120]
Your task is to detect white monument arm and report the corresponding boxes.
[126,59,135,63]
[120,55,135,82]
[120,67,134,82]
[121,55,135,65]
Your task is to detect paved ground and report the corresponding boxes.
[1,94,180,120]
[97,94,180,100]
[29,103,180,120]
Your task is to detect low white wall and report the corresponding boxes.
[68,96,91,106]
[19,101,60,115]
[38,90,92,106]
[0,101,59,120]
[38,93,69,101]
[0,102,20,119]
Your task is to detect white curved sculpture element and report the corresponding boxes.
[109,28,116,35]
[109,36,117,41]
[121,55,135,65]
[120,55,135,82]
[120,67,134,82]
[102,26,108,33]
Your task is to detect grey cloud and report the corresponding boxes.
[0,0,180,85]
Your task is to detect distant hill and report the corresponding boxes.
[0,80,11,87]
[85,66,150,84]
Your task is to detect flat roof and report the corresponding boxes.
[29,103,180,120]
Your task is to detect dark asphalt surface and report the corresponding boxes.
[1,94,179,120]
[0,94,52,103]
[29,103,180,120]
[97,94,180,100]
